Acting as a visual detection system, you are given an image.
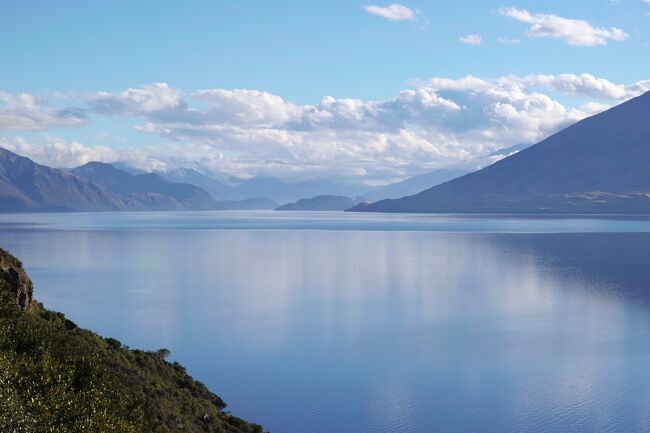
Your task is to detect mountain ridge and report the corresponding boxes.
[351,91,650,214]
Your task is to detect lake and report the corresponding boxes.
[2,211,650,433]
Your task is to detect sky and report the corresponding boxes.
[1,0,649,184]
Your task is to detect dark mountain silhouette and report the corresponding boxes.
[276,195,364,211]
[351,91,650,214]
[71,162,221,210]
[0,147,132,212]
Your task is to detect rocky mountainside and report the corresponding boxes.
[0,248,263,433]
[352,91,650,214]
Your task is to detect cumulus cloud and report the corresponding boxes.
[71,75,649,181]
[88,83,183,116]
[364,4,418,21]
[0,135,169,171]
[0,92,86,131]
[499,7,628,46]
[460,34,482,45]
[512,73,650,100]
[3,74,649,183]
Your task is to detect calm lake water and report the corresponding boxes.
[2,211,650,433]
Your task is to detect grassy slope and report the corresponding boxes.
[0,250,263,433]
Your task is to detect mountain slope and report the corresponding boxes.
[352,91,650,214]
[363,168,471,201]
[276,195,363,211]
[0,147,129,212]
[0,248,262,433]
[72,162,222,210]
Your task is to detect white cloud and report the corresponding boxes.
[72,76,649,181]
[512,73,650,100]
[0,92,86,131]
[88,83,182,115]
[499,7,628,46]
[193,89,302,126]
[498,37,520,45]
[460,34,482,45]
[364,4,418,21]
[0,135,169,171]
[3,74,649,183]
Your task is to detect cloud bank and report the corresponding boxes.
[1,73,649,183]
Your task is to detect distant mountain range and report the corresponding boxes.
[7,87,647,217]
[71,162,221,210]
[157,168,367,203]
[351,91,650,214]
[276,195,364,211]
[0,148,227,212]
[0,148,143,212]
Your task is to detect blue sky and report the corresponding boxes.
[1,0,649,183]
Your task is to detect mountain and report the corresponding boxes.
[72,162,222,210]
[276,195,364,211]
[160,168,368,203]
[218,197,278,210]
[232,176,366,203]
[0,147,133,212]
[363,168,471,201]
[160,168,241,200]
[351,91,650,214]
[0,248,262,433]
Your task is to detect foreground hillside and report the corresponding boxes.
[352,91,650,214]
[0,248,263,433]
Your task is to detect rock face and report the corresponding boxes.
[0,248,33,311]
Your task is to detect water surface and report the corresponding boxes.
[1,211,650,433]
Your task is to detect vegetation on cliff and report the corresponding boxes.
[0,248,263,433]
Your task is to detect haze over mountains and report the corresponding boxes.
[3,91,649,214]
[0,146,454,212]
[71,162,221,210]
[352,91,650,214]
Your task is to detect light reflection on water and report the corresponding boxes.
[1,211,649,433]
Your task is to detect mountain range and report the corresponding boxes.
[0,148,141,212]
[0,149,226,212]
[351,91,650,214]
[71,162,221,210]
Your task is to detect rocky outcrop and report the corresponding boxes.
[0,248,33,310]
